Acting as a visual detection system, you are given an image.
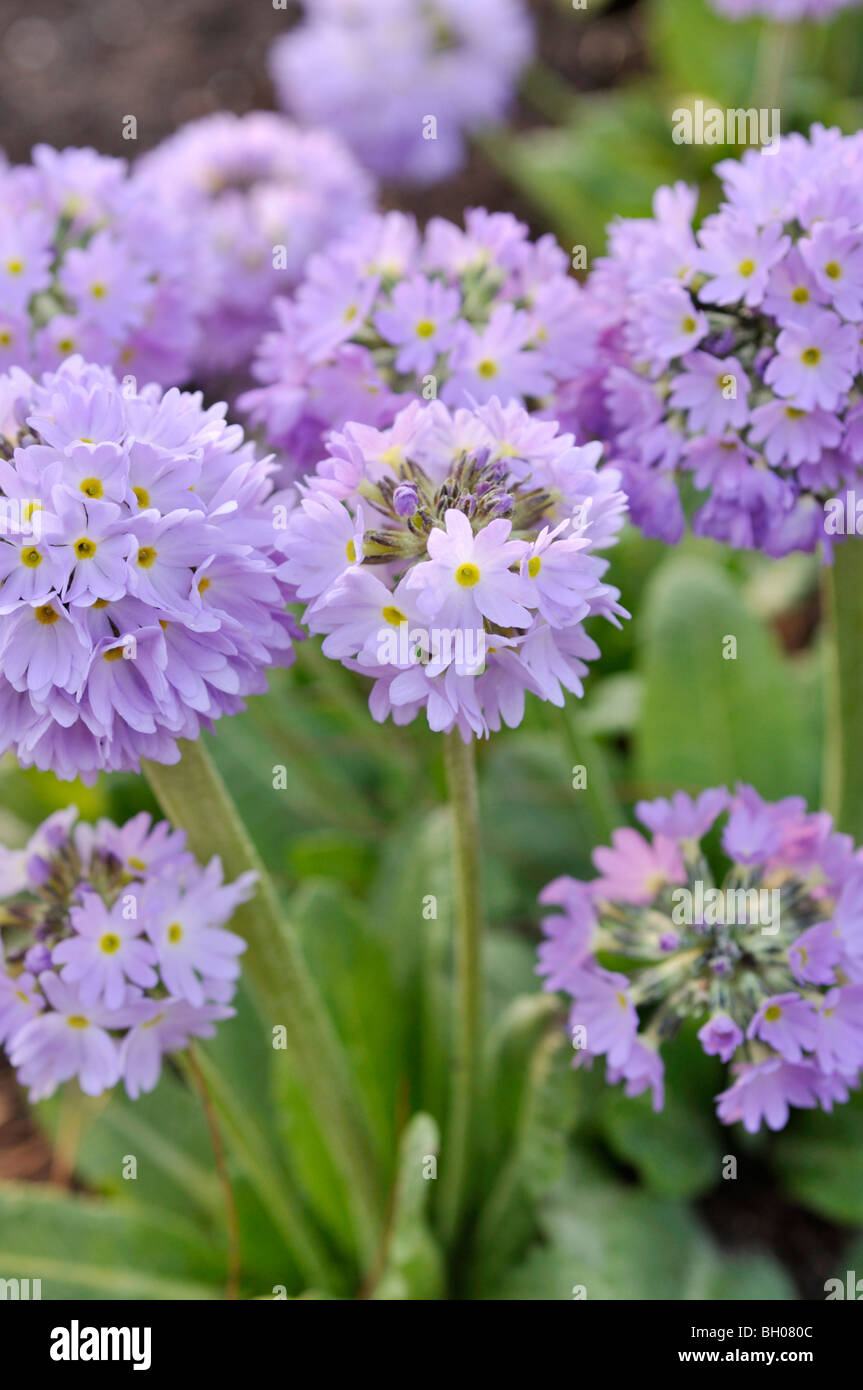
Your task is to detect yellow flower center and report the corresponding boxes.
[128,857,146,871]
[57,337,75,353]
[764,1004,782,1022]
[790,286,809,304]
[738,259,756,277]
[616,992,628,1010]
[137,546,157,568]
[80,477,103,499]
[5,258,24,275]
[801,347,821,366]
[21,547,42,568]
[67,1015,90,1029]
[681,315,697,334]
[167,923,183,944]
[15,989,30,1004]
[785,406,805,419]
[455,562,480,587]
[74,537,97,559]
[824,261,841,280]
[100,932,121,954]
[133,486,150,508]
[477,359,498,379]
[415,319,436,338]
[346,539,356,563]
[527,555,542,579]
[382,605,406,626]
[198,576,211,594]
[90,282,107,299]
[0,331,11,346]
[91,598,109,609]
[104,646,126,662]
[35,604,59,625]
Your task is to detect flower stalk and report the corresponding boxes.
[822,542,863,842]
[438,732,485,1247]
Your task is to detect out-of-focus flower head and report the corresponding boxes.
[240,207,598,485]
[277,394,627,739]
[0,807,252,1101]
[135,111,375,376]
[570,127,863,558]
[538,783,863,1131]
[0,144,202,386]
[0,355,298,782]
[268,0,534,184]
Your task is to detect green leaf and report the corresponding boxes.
[774,1090,863,1225]
[599,1087,721,1200]
[637,552,820,804]
[371,1114,445,1301]
[0,1183,221,1300]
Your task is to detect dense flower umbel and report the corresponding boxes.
[241,207,597,484]
[0,807,251,1101]
[0,144,201,386]
[278,395,627,738]
[135,112,374,376]
[538,785,863,1132]
[0,356,298,782]
[710,0,861,18]
[571,127,863,557]
[268,0,533,184]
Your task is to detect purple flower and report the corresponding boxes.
[698,1015,744,1063]
[636,787,729,841]
[136,112,374,375]
[277,395,627,738]
[0,144,201,385]
[567,127,863,557]
[0,808,251,1101]
[268,0,534,184]
[240,207,594,485]
[0,356,298,781]
[539,784,863,1129]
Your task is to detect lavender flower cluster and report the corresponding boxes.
[0,144,202,387]
[539,785,863,1133]
[241,208,596,485]
[278,395,627,738]
[0,356,298,782]
[268,0,534,184]
[576,127,863,556]
[136,112,374,376]
[0,807,251,1101]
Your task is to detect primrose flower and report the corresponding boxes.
[0,144,201,386]
[241,207,598,484]
[0,808,251,1101]
[0,355,298,782]
[538,783,863,1131]
[135,112,374,376]
[277,395,627,739]
[569,127,863,556]
[268,0,534,184]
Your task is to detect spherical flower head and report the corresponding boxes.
[277,395,628,738]
[239,207,599,485]
[538,782,863,1131]
[0,144,202,386]
[0,807,252,1101]
[135,112,374,376]
[0,355,299,782]
[571,126,863,558]
[268,0,534,184]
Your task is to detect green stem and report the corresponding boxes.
[144,738,384,1267]
[184,1046,240,1300]
[822,543,863,841]
[752,20,797,113]
[438,733,484,1247]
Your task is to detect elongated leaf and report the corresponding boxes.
[372,1114,445,1301]
[0,1183,221,1300]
